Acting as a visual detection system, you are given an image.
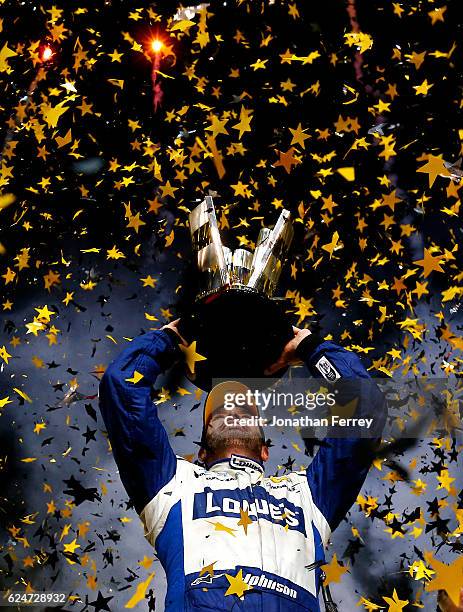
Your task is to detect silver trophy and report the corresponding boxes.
[179,195,295,390]
[188,195,294,300]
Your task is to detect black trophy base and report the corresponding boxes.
[177,287,294,391]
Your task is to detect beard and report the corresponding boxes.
[203,425,264,456]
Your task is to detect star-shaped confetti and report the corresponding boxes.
[224,569,252,598]
[321,553,349,585]
[179,340,207,374]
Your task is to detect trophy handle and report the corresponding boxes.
[247,209,293,293]
[189,196,230,293]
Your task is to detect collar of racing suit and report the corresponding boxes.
[206,454,264,483]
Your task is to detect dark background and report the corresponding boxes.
[1,0,462,609]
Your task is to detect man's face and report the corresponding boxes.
[202,404,264,457]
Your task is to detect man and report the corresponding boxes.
[99,320,385,611]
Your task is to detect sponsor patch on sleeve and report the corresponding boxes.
[314,355,341,381]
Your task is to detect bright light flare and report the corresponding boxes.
[41,46,53,62]
[151,39,164,54]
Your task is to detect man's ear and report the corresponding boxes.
[198,447,207,464]
[260,445,269,462]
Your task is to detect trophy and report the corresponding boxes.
[178,195,295,390]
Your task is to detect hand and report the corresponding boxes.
[438,589,463,612]
[161,318,188,347]
[264,326,312,376]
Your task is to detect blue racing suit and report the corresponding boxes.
[98,330,386,611]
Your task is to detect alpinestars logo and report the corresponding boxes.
[191,573,226,586]
[315,355,341,382]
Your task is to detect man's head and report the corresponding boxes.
[198,381,269,466]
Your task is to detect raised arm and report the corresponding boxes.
[98,327,182,515]
[296,334,386,535]
[265,327,386,537]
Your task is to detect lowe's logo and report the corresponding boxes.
[193,487,306,536]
